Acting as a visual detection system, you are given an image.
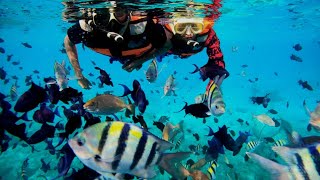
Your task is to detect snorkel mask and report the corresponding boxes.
[173,17,204,34]
[169,17,204,35]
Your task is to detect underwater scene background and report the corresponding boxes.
[0,0,320,179]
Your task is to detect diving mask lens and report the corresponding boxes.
[174,23,203,34]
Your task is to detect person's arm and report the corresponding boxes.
[199,29,229,81]
[64,25,92,89]
[64,35,83,78]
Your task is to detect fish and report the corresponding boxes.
[153,121,165,132]
[40,159,50,173]
[163,74,177,97]
[177,102,210,118]
[22,42,32,48]
[205,76,226,116]
[247,143,320,180]
[162,121,184,142]
[175,136,184,149]
[7,54,13,62]
[68,121,192,179]
[0,47,5,54]
[303,100,320,132]
[52,60,70,91]
[268,109,278,114]
[32,103,60,124]
[253,114,275,126]
[298,80,313,91]
[14,82,47,112]
[21,157,29,180]
[206,161,218,180]
[0,67,7,80]
[26,123,56,144]
[120,80,149,114]
[145,59,158,83]
[273,139,287,147]
[208,125,237,154]
[293,43,302,51]
[10,82,18,101]
[246,141,261,152]
[59,87,83,104]
[83,94,135,116]
[193,133,200,141]
[132,115,148,129]
[233,131,251,155]
[95,67,113,87]
[290,54,302,62]
[251,93,270,108]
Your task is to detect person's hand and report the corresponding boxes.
[77,76,92,89]
[199,63,229,81]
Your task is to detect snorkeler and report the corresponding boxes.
[64,5,171,89]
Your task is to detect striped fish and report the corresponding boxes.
[10,82,18,101]
[205,80,225,116]
[69,121,191,179]
[274,139,287,147]
[206,160,218,180]
[246,141,260,152]
[247,143,320,180]
[175,136,184,150]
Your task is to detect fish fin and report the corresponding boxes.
[206,111,212,116]
[119,84,131,97]
[19,112,31,121]
[131,167,157,179]
[158,139,174,152]
[95,171,118,180]
[54,106,61,118]
[246,152,291,179]
[216,74,226,87]
[112,114,120,121]
[189,64,200,74]
[206,126,214,136]
[175,102,187,113]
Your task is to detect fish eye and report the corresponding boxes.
[215,105,219,109]
[94,155,102,162]
[77,137,85,146]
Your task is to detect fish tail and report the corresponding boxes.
[189,64,200,74]
[246,152,291,179]
[19,112,30,121]
[54,106,61,117]
[119,84,131,97]
[175,102,187,114]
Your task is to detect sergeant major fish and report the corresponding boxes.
[68,121,192,179]
[204,75,226,116]
[247,143,320,180]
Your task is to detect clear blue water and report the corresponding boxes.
[0,0,319,179]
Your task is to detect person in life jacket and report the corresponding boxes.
[164,13,229,82]
[64,6,170,89]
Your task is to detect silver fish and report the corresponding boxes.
[145,59,158,83]
[54,60,70,91]
[163,74,176,97]
[68,121,191,179]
